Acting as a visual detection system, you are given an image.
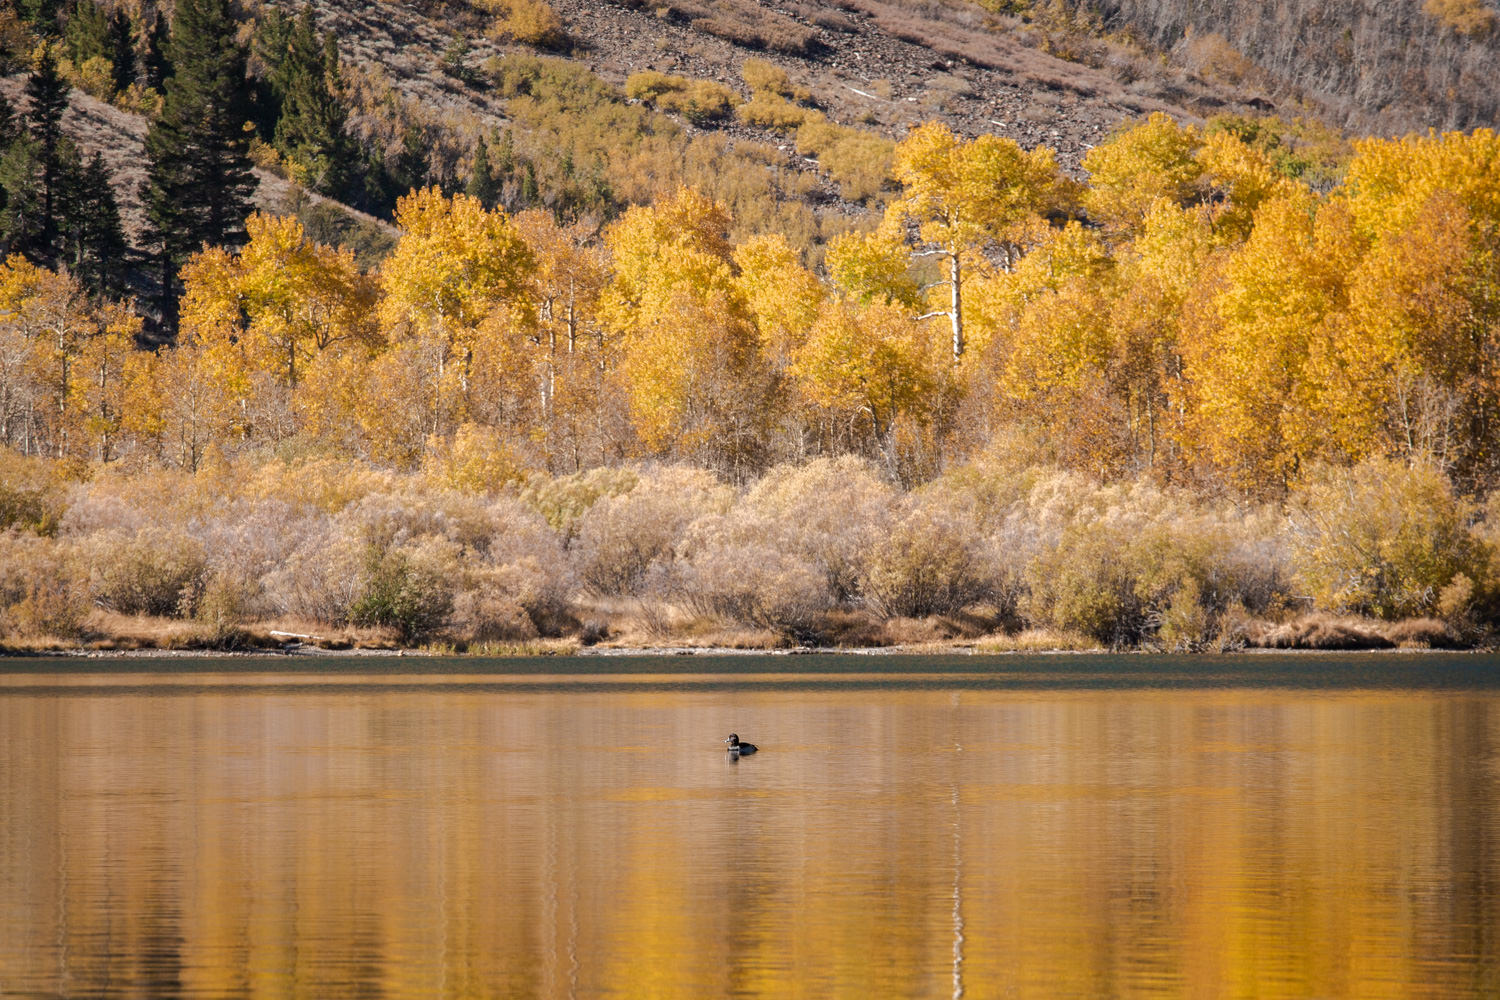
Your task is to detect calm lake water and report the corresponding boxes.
[3,653,1500,999]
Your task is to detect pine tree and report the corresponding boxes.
[64,0,111,67]
[108,8,135,96]
[139,0,257,320]
[143,8,171,93]
[0,138,43,258]
[24,44,69,264]
[61,151,126,297]
[269,6,355,197]
[466,134,497,209]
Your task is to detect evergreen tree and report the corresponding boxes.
[24,43,68,262]
[466,134,497,209]
[269,6,355,197]
[17,0,62,36]
[0,138,43,258]
[143,8,170,92]
[64,0,110,67]
[61,151,126,297]
[139,0,257,320]
[108,7,135,96]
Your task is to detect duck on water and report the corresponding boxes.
[725,734,757,755]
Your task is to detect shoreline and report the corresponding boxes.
[2,643,1496,663]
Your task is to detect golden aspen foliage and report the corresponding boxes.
[1102,202,1224,472]
[121,342,242,472]
[1342,129,1500,239]
[791,298,944,453]
[0,257,142,461]
[178,214,380,450]
[1082,113,1203,231]
[824,225,920,308]
[72,300,140,463]
[1317,193,1499,473]
[510,210,620,470]
[379,188,537,436]
[732,233,824,368]
[886,121,1070,359]
[1194,129,1306,240]
[1177,192,1362,494]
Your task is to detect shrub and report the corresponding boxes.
[572,466,731,595]
[1289,458,1489,619]
[1017,474,1291,647]
[0,532,87,639]
[83,527,208,617]
[522,466,640,540]
[741,456,896,602]
[672,511,831,632]
[737,91,815,131]
[348,536,459,640]
[482,0,569,48]
[740,57,809,100]
[860,499,994,618]
[625,71,739,123]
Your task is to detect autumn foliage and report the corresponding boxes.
[4,116,1500,647]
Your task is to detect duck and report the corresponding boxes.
[724,734,758,754]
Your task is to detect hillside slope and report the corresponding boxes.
[1072,0,1500,132]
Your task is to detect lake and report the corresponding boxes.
[3,652,1499,998]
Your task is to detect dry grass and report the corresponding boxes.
[976,628,1104,652]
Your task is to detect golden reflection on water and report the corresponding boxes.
[3,676,1500,999]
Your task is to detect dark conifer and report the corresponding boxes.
[143,8,171,93]
[466,134,497,209]
[0,138,44,258]
[24,43,69,262]
[270,6,355,197]
[64,0,110,67]
[61,151,127,297]
[108,7,135,96]
[139,0,257,319]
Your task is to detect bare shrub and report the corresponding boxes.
[82,527,208,617]
[741,456,897,602]
[572,466,732,596]
[522,466,639,541]
[0,532,87,638]
[1289,458,1488,619]
[260,523,365,624]
[450,589,539,642]
[1016,474,1291,647]
[672,512,831,632]
[860,499,993,618]
[1249,614,1395,650]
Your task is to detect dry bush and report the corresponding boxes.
[1289,458,1488,620]
[0,532,88,639]
[0,450,72,535]
[740,57,810,100]
[736,91,816,131]
[81,527,209,618]
[1015,473,1291,648]
[671,511,832,633]
[479,0,569,48]
[741,456,897,602]
[522,466,640,540]
[625,71,740,123]
[860,498,994,618]
[794,119,895,202]
[572,466,732,596]
[1247,614,1395,650]
[260,523,365,624]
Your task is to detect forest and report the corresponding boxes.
[2,0,1500,652]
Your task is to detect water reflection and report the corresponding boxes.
[3,670,1500,998]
